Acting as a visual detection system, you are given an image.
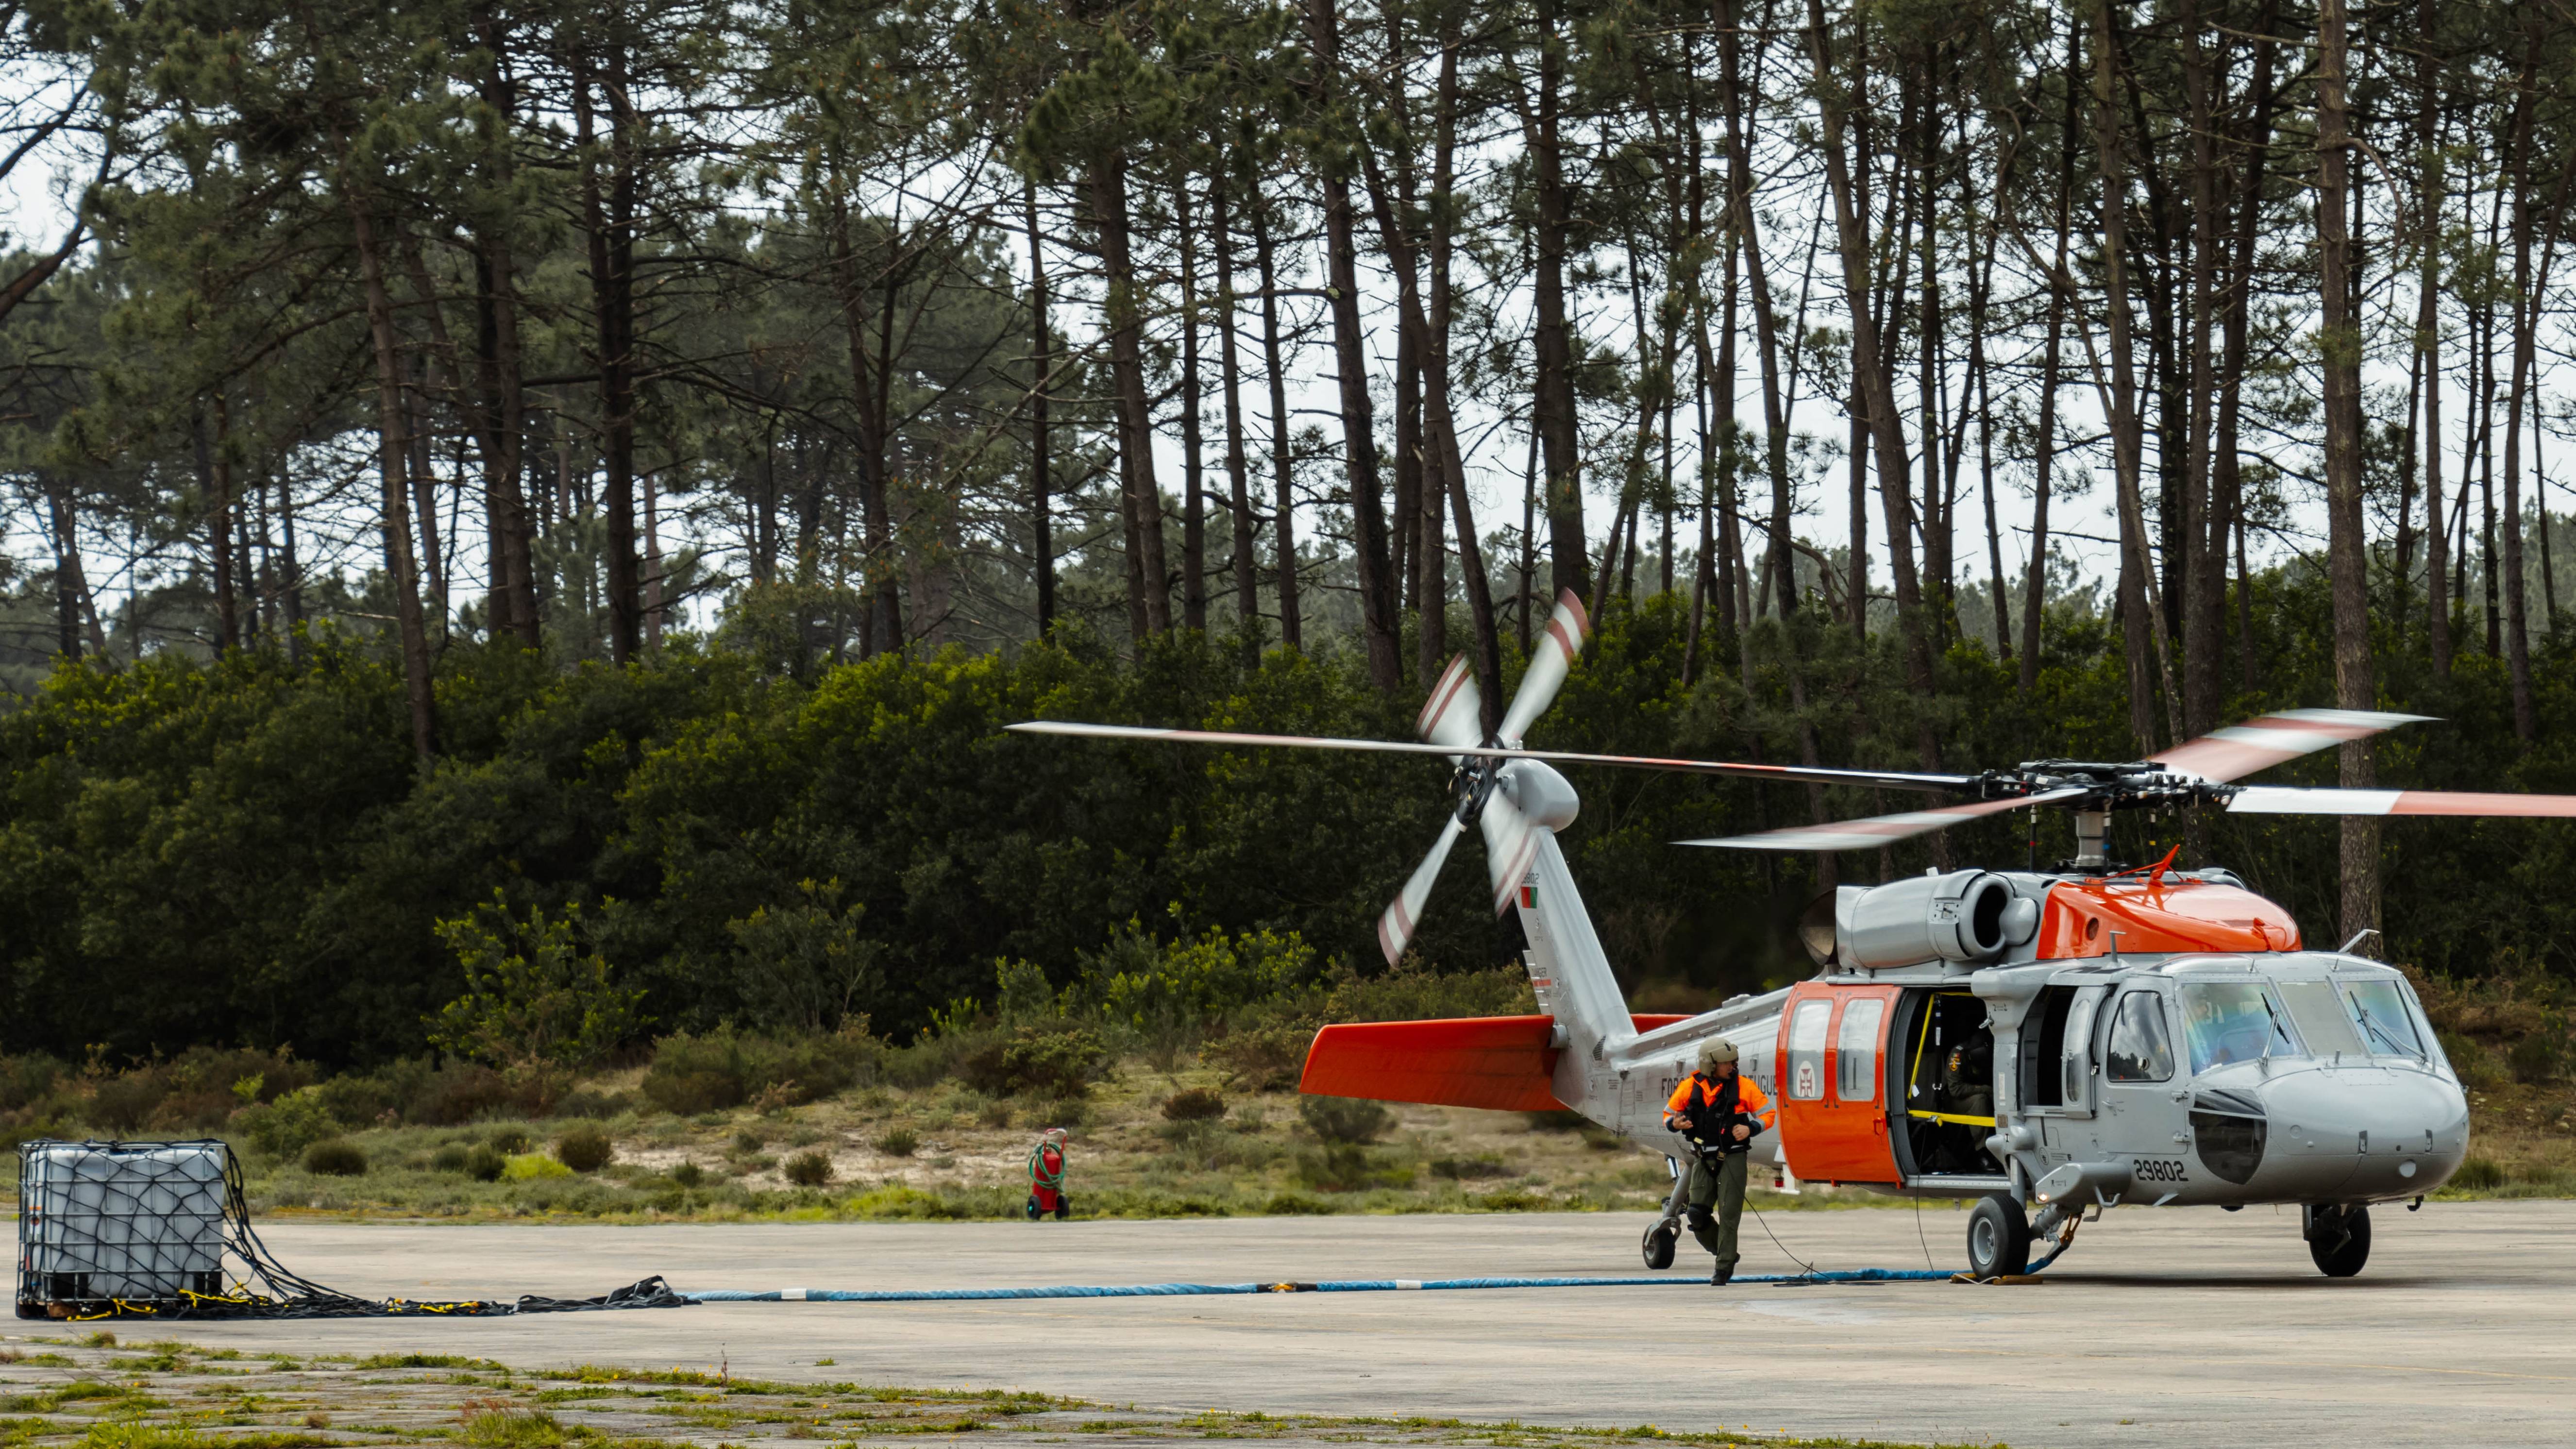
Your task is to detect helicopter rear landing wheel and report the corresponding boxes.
[1642,1220,1679,1270]
[1966,1193,2032,1279]
[2307,1203,2372,1277]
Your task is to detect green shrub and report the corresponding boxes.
[234,1088,338,1158]
[485,1125,532,1154]
[1299,1095,1391,1144]
[873,1128,919,1158]
[302,1140,368,1177]
[977,1098,1012,1129]
[87,1073,170,1132]
[0,1053,67,1112]
[783,1150,834,1186]
[956,1026,1111,1097]
[504,1153,571,1180]
[554,1088,629,1119]
[464,1145,507,1181]
[428,892,644,1071]
[1202,1024,1312,1093]
[407,1062,535,1125]
[1262,1192,1339,1215]
[430,1143,472,1173]
[640,1026,878,1114]
[1162,1088,1227,1121]
[2450,1156,2507,1191]
[669,1161,706,1189]
[1295,1144,1414,1192]
[555,1126,614,1173]
[2508,1019,2569,1083]
[1430,1156,1519,1180]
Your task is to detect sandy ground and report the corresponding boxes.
[31,1200,2576,1449]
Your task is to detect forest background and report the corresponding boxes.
[0,0,2574,1088]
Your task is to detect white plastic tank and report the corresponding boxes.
[18,1140,229,1308]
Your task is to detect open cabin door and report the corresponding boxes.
[1774,981,1903,1188]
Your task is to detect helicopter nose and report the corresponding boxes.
[2257,1066,2469,1197]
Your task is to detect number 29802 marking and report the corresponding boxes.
[2134,1158,2189,1184]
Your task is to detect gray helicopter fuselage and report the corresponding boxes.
[1515,852,2469,1213]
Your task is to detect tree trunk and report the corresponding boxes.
[2213,0,2280,697]
[1309,0,1399,689]
[1211,172,1260,658]
[1527,0,1588,602]
[827,188,905,654]
[194,399,238,651]
[1177,176,1208,634]
[2178,0,2225,736]
[345,187,439,765]
[2094,0,2183,755]
[2318,0,2377,942]
[2500,27,2541,740]
[1091,151,1170,640]
[572,46,641,665]
[2415,0,2448,677]
[1254,197,1300,649]
[1804,0,1937,726]
[1720,0,1796,631]
[469,8,537,647]
[1027,181,1056,638]
[2021,16,2078,693]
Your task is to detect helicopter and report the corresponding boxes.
[1010,590,2576,1280]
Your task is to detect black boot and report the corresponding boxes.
[1708,1264,1732,1286]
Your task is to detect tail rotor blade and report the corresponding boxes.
[1416,655,1483,756]
[1479,791,1540,915]
[1496,590,1591,746]
[1378,814,1467,965]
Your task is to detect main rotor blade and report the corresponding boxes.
[2155,708,2435,784]
[1496,589,1590,747]
[1006,721,1975,793]
[1378,813,1467,965]
[2228,787,2576,818]
[1416,655,1483,756]
[1480,790,1539,915]
[1677,787,2090,853]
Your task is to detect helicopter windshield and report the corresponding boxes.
[2339,979,2427,1059]
[2181,980,2301,1074]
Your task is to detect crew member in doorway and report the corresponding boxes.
[1664,1040,1775,1285]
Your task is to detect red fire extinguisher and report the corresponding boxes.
[1025,1128,1071,1220]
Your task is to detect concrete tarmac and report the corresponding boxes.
[101,1201,2576,1449]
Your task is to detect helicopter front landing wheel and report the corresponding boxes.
[1966,1193,2033,1279]
[1642,1219,1679,1270]
[2307,1203,2372,1277]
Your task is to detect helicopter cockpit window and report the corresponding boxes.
[2181,980,2301,1074]
[2339,979,2426,1059]
[2104,991,2174,1082]
[2277,979,2368,1058]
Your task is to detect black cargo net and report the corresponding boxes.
[16,1139,689,1321]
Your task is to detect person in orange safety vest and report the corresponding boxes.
[1663,1039,1774,1285]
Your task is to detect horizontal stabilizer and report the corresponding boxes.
[1300,1014,1694,1112]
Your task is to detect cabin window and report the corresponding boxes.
[1786,1000,1832,1100]
[2339,979,2426,1059]
[2104,991,2175,1082]
[2278,979,2367,1058]
[1835,999,1885,1102]
[2180,981,2300,1074]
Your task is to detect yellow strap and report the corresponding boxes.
[1907,1109,1999,1128]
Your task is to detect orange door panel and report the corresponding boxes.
[1774,982,1903,1187]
